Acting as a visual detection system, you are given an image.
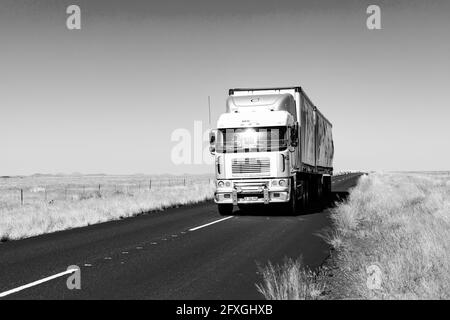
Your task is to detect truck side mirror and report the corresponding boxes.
[209,129,217,154]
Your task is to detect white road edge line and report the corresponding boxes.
[189,216,233,232]
[0,268,77,298]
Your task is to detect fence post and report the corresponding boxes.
[44,189,47,202]
[149,180,152,191]
[20,189,24,205]
[65,188,67,200]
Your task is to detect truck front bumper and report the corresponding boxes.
[214,180,290,205]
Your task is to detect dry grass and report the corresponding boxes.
[0,175,214,241]
[326,172,450,299]
[257,172,450,300]
[256,258,326,300]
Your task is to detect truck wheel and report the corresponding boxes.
[285,179,298,215]
[218,204,233,216]
[300,180,309,211]
[323,176,331,199]
[317,175,323,200]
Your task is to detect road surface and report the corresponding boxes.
[0,173,362,299]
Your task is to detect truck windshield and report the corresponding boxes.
[216,127,288,153]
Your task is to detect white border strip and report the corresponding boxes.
[0,268,77,298]
[188,216,233,232]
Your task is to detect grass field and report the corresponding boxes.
[257,172,450,300]
[0,174,214,241]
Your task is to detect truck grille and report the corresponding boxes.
[232,158,270,175]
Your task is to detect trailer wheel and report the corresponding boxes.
[218,204,233,216]
[317,175,323,200]
[300,179,309,211]
[323,176,332,199]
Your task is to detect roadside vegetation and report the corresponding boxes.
[256,258,326,300]
[258,172,450,299]
[0,175,214,241]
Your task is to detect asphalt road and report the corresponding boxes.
[0,173,363,300]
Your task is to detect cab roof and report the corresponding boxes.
[226,93,296,118]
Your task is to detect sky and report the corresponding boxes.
[0,0,449,175]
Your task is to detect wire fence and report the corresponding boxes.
[2,177,214,206]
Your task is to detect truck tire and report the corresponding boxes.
[285,178,298,215]
[309,176,317,201]
[218,204,233,216]
[323,176,332,199]
[300,179,309,211]
[317,175,323,200]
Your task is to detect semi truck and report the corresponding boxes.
[209,86,334,215]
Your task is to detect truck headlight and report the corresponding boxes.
[279,179,287,187]
[271,180,278,186]
[225,181,232,187]
[218,181,224,187]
